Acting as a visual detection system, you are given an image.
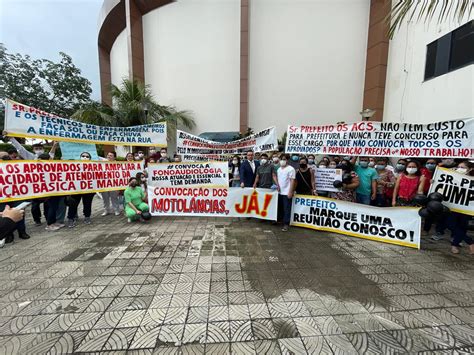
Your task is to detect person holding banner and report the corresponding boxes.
[124,177,149,222]
[448,161,474,255]
[295,157,316,196]
[392,160,425,207]
[101,152,121,216]
[276,154,296,232]
[66,152,96,228]
[4,136,58,226]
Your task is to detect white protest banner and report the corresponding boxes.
[290,195,421,249]
[429,167,474,216]
[148,162,229,188]
[176,127,278,161]
[148,187,278,220]
[285,119,474,158]
[315,168,343,192]
[0,161,144,202]
[60,141,99,160]
[4,99,167,147]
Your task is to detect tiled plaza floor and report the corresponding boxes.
[0,200,473,354]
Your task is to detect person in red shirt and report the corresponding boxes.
[392,160,425,206]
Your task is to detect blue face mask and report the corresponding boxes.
[375,165,386,170]
[359,161,369,168]
[396,163,406,171]
[426,163,436,171]
[291,155,299,161]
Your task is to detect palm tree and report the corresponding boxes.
[388,0,473,39]
[73,79,195,140]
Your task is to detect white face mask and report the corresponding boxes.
[308,159,315,164]
[134,156,140,160]
[138,153,144,158]
[161,152,167,158]
[369,162,375,167]
[260,159,268,165]
[329,164,337,169]
[34,149,44,156]
[149,149,156,154]
[272,157,279,163]
[80,156,90,161]
[174,158,180,162]
[232,160,238,165]
[406,167,417,174]
[280,160,287,167]
[319,165,327,169]
[456,167,468,174]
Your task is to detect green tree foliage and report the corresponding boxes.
[73,79,195,140]
[388,0,473,38]
[0,44,92,130]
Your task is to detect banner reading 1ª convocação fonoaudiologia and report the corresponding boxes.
[4,99,167,147]
[291,195,421,249]
[285,119,474,158]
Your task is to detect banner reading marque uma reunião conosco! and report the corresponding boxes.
[176,127,278,161]
[0,161,144,202]
[429,167,473,216]
[147,163,278,219]
[4,99,167,147]
[291,195,421,249]
[285,119,474,158]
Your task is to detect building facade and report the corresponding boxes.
[98,0,473,137]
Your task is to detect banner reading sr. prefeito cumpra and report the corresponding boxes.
[429,167,473,216]
[4,99,167,147]
[0,161,144,202]
[285,119,474,158]
[176,127,278,161]
[147,162,278,219]
[290,195,421,249]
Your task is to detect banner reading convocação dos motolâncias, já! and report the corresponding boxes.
[0,161,144,202]
[176,127,278,161]
[4,99,167,147]
[285,119,474,158]
[290,195,421,249]
[147,162,278,220]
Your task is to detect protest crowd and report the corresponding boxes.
[1,137,473,255]
[0,100,473,254]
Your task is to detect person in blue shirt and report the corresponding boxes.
[353,156,378,205]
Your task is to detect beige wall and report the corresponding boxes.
[142,0,241,134]
[384,14,474,124]
[248,0,370,136]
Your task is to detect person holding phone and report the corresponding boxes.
[0,206,26,248]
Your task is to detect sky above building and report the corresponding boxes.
[0,0,103,101]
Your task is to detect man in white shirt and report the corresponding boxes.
[276,153,296,232]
